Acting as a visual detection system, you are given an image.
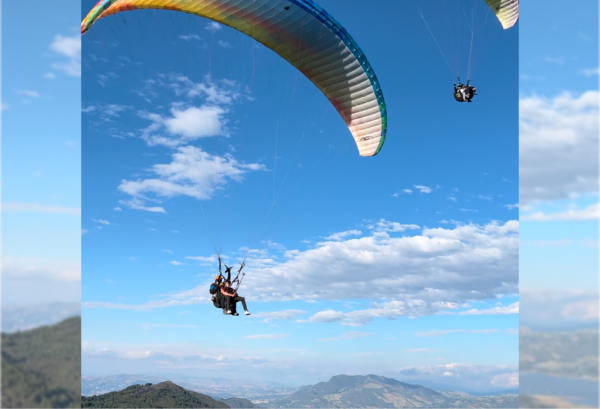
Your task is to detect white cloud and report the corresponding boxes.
[521,202,599,221]
[490,372,519,388]
[83,103,130,122]
[118,198,166,213]
[403,189,412,194]
[179,34,201,41]
[414,185,432,194]
[118,146,265,212]
[324,230,362,241]
[2,202,80,215]
[217,40,231,48]
[520,91,599,205]
[459,302,519,315]
[92,219,111,225]
[162,249,173,253]
[134,75,249,147]
[367,219,420,233]
[205,22,222,31]
[84,220,518,323]
[50,34,81,77]
[504,203,519,210]
[114,207,122,211]
[170,261,185,266]
[2,257,80,282]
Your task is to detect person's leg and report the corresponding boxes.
[235,296,248,312]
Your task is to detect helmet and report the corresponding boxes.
[215,275,221,281]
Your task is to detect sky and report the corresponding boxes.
[79,0,519,389]
[517,0,599,331]
[1,1,81,304]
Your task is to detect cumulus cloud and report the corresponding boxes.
[520,91,599,205]
[366,219,420,233]
[179,34,202,41]
[84,220,518,323]
[118,146,265,212]
[459,302,519,315]
[50,34,81,76]
[521,202,599,221]
[414,185,432,194]
[137,75,250,147]
[205,22,222,31]
[82,103,130,122]
[140,106,226,147]
[324,230,362,241]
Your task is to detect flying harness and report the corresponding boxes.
[215,256,247,291]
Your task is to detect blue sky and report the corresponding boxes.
[518,0,598,331]
[79,0,519,388]
[1,1,81,304]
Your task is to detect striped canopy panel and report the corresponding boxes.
[484,0,519,29]
[82,0,387,157]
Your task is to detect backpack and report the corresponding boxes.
[209,283,220,295]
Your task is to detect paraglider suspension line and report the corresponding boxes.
[463,7,475,81]
[415,5,456,78]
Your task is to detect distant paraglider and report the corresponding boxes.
[411,0,519,103]
[453,80,477,103]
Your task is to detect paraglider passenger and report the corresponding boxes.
[220,281,251,316]
[210,275,226,313]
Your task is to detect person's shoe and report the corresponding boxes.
[223,309,227,315]
[245,311,251,316]
[468,100,472,103]
[227,310,232,314]
[233,312,239,316]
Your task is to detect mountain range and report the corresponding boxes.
[84,374,518,408]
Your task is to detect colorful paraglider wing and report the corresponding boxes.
[82,0,387,157]
[484,0,519,29]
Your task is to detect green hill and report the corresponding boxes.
[81,381,231,408]
[221,397,261,408]
[1,316,81,408]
